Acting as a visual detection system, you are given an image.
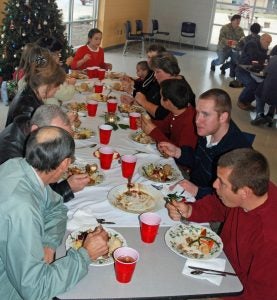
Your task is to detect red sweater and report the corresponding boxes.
[71,45,106,70]
[149,105,197,149]
[189,182,277,300]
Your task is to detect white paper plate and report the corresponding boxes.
[107,183,164,214]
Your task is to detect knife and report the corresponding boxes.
[188,266,237,276]
[76,143,97,149]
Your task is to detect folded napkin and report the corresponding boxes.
[182,258,226,286]
[67,208,98,231]
[163,183,196,203]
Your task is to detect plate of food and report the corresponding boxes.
[165,224,223,260]
[75,82,92,93]
[66,225,127,266]
[86,93,116,103]
[64,102,87,112]
[112,81,123,91]
[107,183,164,214]
[65,163,104,186]
[118,104,145,117]
[139,163,182,183]
[69,70,88,80]
[129,130,155,145]
[73,127,95,140]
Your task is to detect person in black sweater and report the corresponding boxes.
[159,88,251,200]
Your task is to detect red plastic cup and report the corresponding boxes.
[113,247,139,283]
[139,212,161,243]
[98,68,106,80]
[227,39,233,47]
[99,124,113,145]
[86,100,98,117]
[87,66,99,78]
[99,146,114,170]
[129,112,141,130]
[95,82,104,93]
[121,155,137,179]
[107,99,118,113]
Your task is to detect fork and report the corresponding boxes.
[96,218,115,225]
[151,184,163,190]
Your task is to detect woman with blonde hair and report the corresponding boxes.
[6,48,66,126]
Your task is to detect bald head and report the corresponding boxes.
[26,126,75,172]
[260,33,272,50]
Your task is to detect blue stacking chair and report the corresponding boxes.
[122,21,144,57]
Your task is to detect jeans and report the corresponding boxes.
[211,48,238,77]
[236,67,259,104]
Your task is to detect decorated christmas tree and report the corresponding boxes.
[0,0,72,79]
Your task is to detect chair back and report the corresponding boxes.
[136,20,143,35]
[152,19,159,33]
[125,21,132,38]
[181,22,196,37]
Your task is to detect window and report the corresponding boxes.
[210,0,277,49]
[56,0,99,48]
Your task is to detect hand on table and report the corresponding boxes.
[158,142,181,159]
[67,174,91,192]
[166,200,192,221]
[83,226,109,260]
[120,94,135,105]
[44,247,55,264]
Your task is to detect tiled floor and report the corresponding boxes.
[0,44,276,183]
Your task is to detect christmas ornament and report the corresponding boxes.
[38,24,41,30]
[27,18,31,24]
[1,34,4,38]
[16,2,19,7]
[14,54,17,58]
[43,20,48,25]
[22,31,26,37]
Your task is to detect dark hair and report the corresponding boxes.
[26,51,66,92]
[137,60,150,72]
[270,45,277,56]
[30,105,71,128]
[231,14,241,22]
[218,148,269,196]
[26,126,75,172]
[160,79,194,109]
[150,52,180,76]
[250,23,261,35]
[146,44,166,54]
[88,28,102,39]
[36,36,63,53]
[198,88,232,121]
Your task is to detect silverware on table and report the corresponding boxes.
[96,218,116,225]
[188,266,237,276]
[151,184,163,190]
[190,270,226,276]
[77,143,97,149]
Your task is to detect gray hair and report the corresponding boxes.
[30,104,71,127]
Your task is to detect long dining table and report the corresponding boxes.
[56,76,243,299]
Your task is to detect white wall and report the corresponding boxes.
[149,0,216,48]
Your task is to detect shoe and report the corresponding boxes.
[251,114,268,126]
[265,115,274,127]
[210,64,215,72]
[237,101,255,111]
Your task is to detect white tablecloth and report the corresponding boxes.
[65,81,195,229]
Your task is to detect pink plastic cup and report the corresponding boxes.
[99,146,114,169]
[113,247,139,283]
[121,155,137,179]
[95,82,104,93]
[98,68,106,80]
[86,100,98,117]
[129,112,141,130]
[139,212,161,243]
[99,124,113,145]
[87,66,99,79]
[107,99,118,113]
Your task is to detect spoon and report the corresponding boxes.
[190,270,226,277]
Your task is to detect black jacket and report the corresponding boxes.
[0,115,74,202]
[6,85,43,127]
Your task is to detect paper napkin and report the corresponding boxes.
[182,258,226,286]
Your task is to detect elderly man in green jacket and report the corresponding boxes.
[0,126,109,300]
[211,14,245,78]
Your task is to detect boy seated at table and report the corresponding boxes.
[141,78,197,152]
